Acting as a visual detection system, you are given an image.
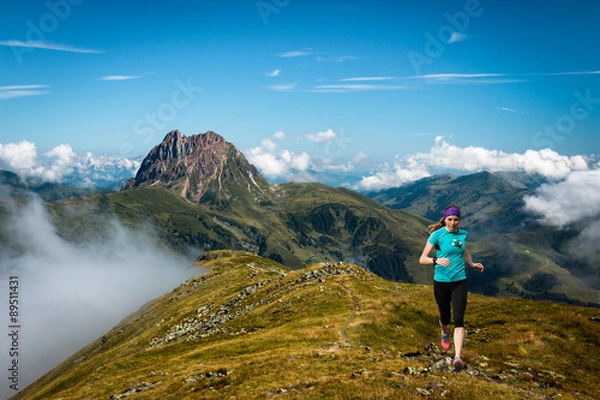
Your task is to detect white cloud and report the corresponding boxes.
[98,75,141,81]
[0,85,49,91]
[409,73,507,80]
[523,169,600,228]
[266,68,600,93]
[357,137,591,191]
[411,137,588,178]
[359,161,431,191]
[0,140,140,186]
[305,128,337,143]
[289,151,311,171]
[407,73,524,84]
[0,40,103,53]
[404,70,600,85]
[259,138,278,152]
[312,84,405,92]
[494,107,524,115]
[267,69,281,77]
[246,139,312,179]
[352,151,369,163]
[272,130,286,140]
[278,50,313,58]
[0,84,50,100]
[448,32,467,43]
[533,70,600,76]
[246,149,288,178]
[0,197,195,393]
[497,106,525,115]
[340,77,397,82]
[323,163,354,172]
[564,222,600,265]
[316,55,358,63]
[43,144,78,181]
[247,131,362,180]
[268,83,297,91]
[0,140,39,170]
[523,168,600,265]
[83,152,139,171]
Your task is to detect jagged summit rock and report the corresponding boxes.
[122,130,271,205]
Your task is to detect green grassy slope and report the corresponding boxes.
[13,251,600,400]
[46,186,241,252]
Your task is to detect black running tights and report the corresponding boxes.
[434,279,468,328]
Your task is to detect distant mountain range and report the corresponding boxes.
[366,170,546,239]
[0,170,115,201]
[1,130,598,306]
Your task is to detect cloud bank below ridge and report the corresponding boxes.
[0,196,198,398]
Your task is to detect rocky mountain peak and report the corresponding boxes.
[122,130,271,205]
[156,130,226,160]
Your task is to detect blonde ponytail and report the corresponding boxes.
[428,218,445,233]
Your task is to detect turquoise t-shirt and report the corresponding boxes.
[427,227,468,282]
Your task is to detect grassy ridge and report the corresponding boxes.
[14,251,600,400]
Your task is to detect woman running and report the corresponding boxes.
[419,205,484,371]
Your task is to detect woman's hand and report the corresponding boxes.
[464,250,484,272]
[436,258,451,267]
[472,262,485,272]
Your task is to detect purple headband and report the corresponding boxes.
[443,207,461,219]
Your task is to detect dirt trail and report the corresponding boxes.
[337,279,360,347]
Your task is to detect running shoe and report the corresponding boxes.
[440,333,451,351]
[453,358,465,372]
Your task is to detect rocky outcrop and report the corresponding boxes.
[122,130,271,205]
[149,262,370,347]
[110,381,156,399]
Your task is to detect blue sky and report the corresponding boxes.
[1,0,599,190]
